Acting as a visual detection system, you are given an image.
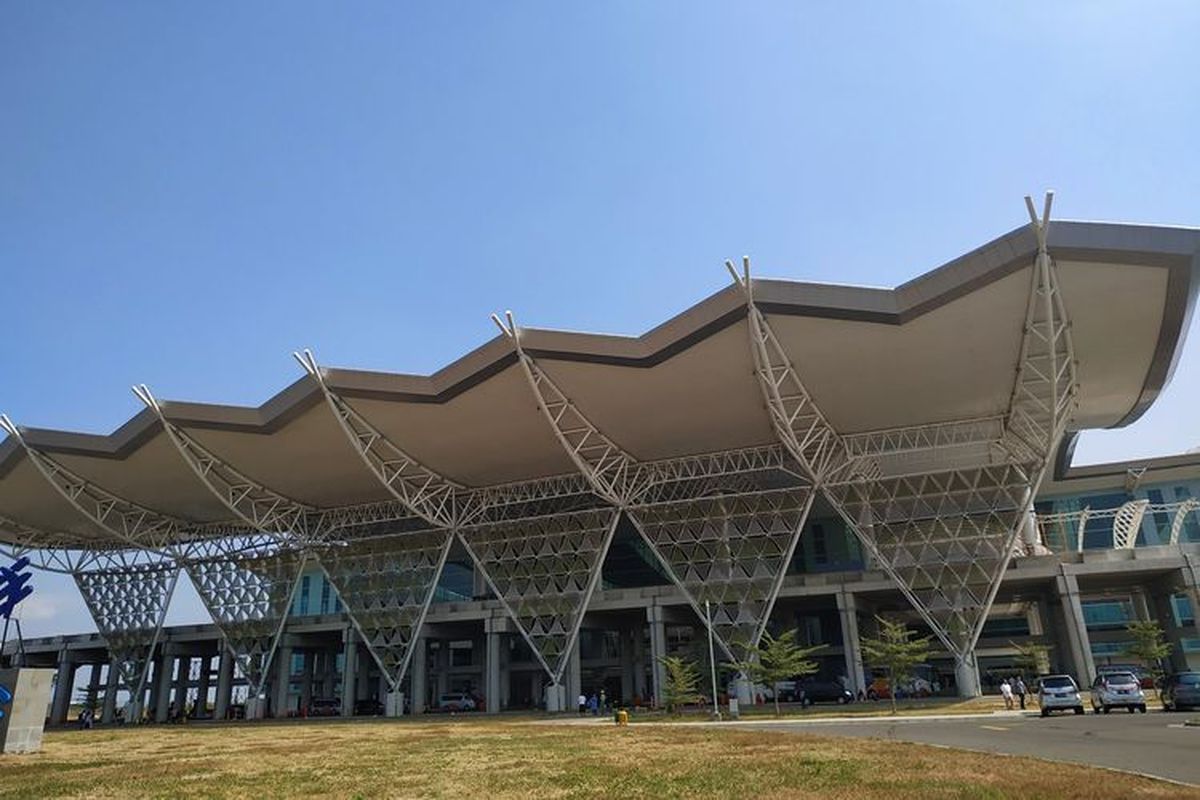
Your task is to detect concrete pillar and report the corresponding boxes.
[174,656,190,714]
[647,606,667,708]
[50,650,75,725]
[322,651,336,697]
[85,663,103,714]
[434,641,449,697]
[341,628,358,717]
[195,656,211,717]
[1182,555,1200,638]
[954,653,981,698]
[1056,570,1096,683]
[214,650,233,720]
[485,620,502,714]
[274,645,293,718]
[411,637,427,714]
[301,651,315,711]
[101,662,119,723]
[564,637,581,710]
[154,652,174,723]
[836,590,866,695]
[619,629,635,704]
[632,627,647,703]
[544,680,566,712]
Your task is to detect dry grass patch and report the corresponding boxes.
[0,718,1193,799]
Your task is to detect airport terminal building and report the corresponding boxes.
[2,197,1199,724]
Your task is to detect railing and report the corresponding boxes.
[1035,498,1200,554]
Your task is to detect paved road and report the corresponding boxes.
[745,711,1200,786]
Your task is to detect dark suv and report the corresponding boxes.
[798,680,854,705]
[1161,672,1200,712]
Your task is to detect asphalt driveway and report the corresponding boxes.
[744,711,1200,785]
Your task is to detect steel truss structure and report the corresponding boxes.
[727,193,1078,680]
[186,549,308,695]
[314,529,454,693]
[2,190,1149,706]
[74,560,180,718]
[493,312,814,662]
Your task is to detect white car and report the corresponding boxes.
[1037,674,1084,717]
[1089,672,1147,714]
[436,693,477,712]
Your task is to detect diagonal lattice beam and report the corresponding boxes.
[457,509,620,682]
[493,312,816,657]
[74,560,180,717]
[134,385,318,544]
[295,351,468,528]
[730,195,1075,663]
[0,415,201,554]
[186,549,308,695]
[315,529,454,690]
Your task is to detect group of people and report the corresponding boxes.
[577,689,612,716]
[998,676,1028,710]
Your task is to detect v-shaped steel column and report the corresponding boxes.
[730,192,1077,681]
[492,313,814,660]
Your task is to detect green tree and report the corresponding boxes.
[657,655,702,714]
[1122,620,1173,684]
[1010,640,1050,679]
[725,629,824,716]
[861,616,932,715]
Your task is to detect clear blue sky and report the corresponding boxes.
[3,3,1199,636]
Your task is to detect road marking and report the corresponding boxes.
[979,724,1009,731]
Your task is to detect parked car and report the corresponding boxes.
[1089,672,1147,714]
[1037,674,1084,717]
[1097,663,1155,690]
[798,680,854,705]
[307,697,341,717]
[355,698,385,716]
[436,693,477,712]
[866,676,932,700]
[1160,672,1200,712]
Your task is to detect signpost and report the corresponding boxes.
[0,556,53,753]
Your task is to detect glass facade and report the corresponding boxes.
[1081,598,1136,630]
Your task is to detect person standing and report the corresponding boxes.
[999,678,1014,710]
[577,693,587,715]
[1014,676,1027,710]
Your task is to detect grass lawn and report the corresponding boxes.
[1,718,1195,799]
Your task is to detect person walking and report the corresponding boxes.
[577,693,587,715]
[999,678,1014,710]
[1014,676,1027,710]
[588,693,598,716]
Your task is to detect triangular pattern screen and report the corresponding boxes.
[187,550,305,691]
[827,462,1034,654]
[74,564,177,693]
[318,529,451,685]
[631,487,813,656]
[459,508,617,680]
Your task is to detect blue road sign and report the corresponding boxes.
[0,557,32,621]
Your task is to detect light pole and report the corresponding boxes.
[705,600,721,721]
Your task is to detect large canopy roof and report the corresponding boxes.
[2,219,1197,548]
